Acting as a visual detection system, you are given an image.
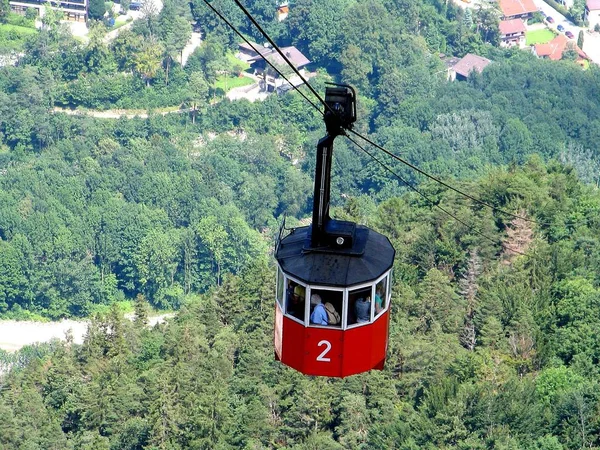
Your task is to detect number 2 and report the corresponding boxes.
[316,340,331,362]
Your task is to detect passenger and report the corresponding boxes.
[310,294,328,325]
[375,288,383,314]
[355,296,371,323]
[287,284,305,319]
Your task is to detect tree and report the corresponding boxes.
[134,293,150,326]
[158,0,191,83]
[134,39,164,87]
[85,22,116,73]
[196,216,227,286]
[88,0,107,21]
[141,0,160,37]
[577,30,584,49]
[186,71,209,124]
[0,0,10,23]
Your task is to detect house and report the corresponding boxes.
[499,19,527,48]
[533,34,589,61]
[235,42,312,93]
[237,42,274,63]
[9,0,87,21]
[585,0,600,30]
[449,53,492,81]
[498,0,537,20]
[245,45,311,92]
[277,2,289,21]
[439,54,460,80]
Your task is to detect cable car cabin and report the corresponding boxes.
[274,222,394,377]
[274,84,395,377]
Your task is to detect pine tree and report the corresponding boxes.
[88,0,106,21]
[459,250,482,351]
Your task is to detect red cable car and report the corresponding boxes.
[274,86,395,377]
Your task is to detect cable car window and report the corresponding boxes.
[276,268,284,308]
[347,287,373,326]
[285,280,306,323]
[309,289,342,328]
[375,276,388,318]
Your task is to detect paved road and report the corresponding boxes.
[532,0,580,36]
[177,32,202,67]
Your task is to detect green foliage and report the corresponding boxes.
[88,0,107,21]
[1,2,600,447]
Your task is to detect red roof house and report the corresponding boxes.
[499,19,527,47]
[498,0,537,20]
[585,0,600,29]
[534,34,589,61]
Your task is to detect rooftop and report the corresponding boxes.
[587,0,600,10]
[499,0,537,17]
[499,18,527,35]
[248,46,310,70]
[453,53,492,77]
[535,34,588,60]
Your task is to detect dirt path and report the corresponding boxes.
[53,106,192,119]
[0,314,174,353]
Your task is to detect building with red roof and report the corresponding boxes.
[277,4,289,21]
[498,0,537,20]
[533,34,589,61]
[499,19,527,47]
[585,0,600,29]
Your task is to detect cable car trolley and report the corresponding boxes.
[274,85,395,377]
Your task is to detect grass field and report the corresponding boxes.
[526,29,555,45]
[0,23,37,35]
[214,74,255,91]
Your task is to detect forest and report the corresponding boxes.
[1,0,600,447]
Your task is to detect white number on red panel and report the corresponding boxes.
[316,340,332,362]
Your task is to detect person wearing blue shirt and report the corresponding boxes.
[355,297,371,323]
[310,294,328,325]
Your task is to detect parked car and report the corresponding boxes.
[557,24,565,31]
[130,1,141,10]
[546,16,554,23]
[565,30,575,39]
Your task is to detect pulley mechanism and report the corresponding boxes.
[310,85,357,249]
[323,84,357,136]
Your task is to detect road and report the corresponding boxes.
[178,32,202,67]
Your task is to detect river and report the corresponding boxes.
[0,314,174,353]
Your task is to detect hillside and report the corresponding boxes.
[2,163,600,448]
[1,0,600,447]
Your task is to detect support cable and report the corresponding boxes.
[231,0,334,115]
[206,1,567,231]
[344,133,529,257]
[348,128,541,226]
[200,0,323,114]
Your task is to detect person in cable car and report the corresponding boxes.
[286,283,305,320]
[310,294,328,325]
[355,297,371,323]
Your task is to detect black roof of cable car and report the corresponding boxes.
[276,225,395,287]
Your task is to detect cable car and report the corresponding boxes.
[274,85,395,377]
